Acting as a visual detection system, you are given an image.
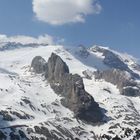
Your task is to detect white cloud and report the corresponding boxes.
[32,0,102,25]
[0,34,54,45]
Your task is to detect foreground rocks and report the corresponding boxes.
[31,53,103,123]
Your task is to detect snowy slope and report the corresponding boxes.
[0,45,140,140]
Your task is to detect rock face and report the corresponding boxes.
[94,69,140,96]
[31,53,103,123]
[103,50,129,71]
[91,46,129,71]
[31,56,47,74]
[82,69,93,79]
[46,53,69,82]
[122,86,140,96]
[52,73,103,123]
[91,46,140,78]
[76,45,90,58]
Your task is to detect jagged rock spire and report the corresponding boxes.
[31,53,103,123]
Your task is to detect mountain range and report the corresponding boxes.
[0,42,140,140]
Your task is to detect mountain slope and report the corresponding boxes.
[0,44,140,140]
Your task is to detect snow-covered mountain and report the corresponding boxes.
[0,43,140,140]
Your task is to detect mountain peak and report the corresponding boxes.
[31,53,104,123]
[0,44,140,139]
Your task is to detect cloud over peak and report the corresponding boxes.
[32,0,102,25]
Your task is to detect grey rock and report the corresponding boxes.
[31,53,103,123]
[18,130,27,138]
[82,70,93,79]
[0,130,7,140]
[103,50,129,71]
[54,73,102,123]
[91,46,129,71]
[46,54,103,123]
[0,110,14,121]
[9,132,20,140]
[46,53,69,82]
[94,69,140,96]
[76,45,90,58]
[31,56,47,74]
[122,87,140,96]
[91,46,140,78]
[131,63,140,71]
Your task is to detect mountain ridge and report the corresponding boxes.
[0,44,140,139]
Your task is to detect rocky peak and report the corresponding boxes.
[46,53,69,82]
[31,56,47,74]
[90,45,108,53]
[31,53,103,123]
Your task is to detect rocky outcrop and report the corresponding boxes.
[76,45,90,58]
[91,46,140,78]
[91,46,129,71]
[122,86,140,96]
[94,69,140,96]
[45,53,69,82]
[82,69,93,79]
[31,56,47,74]
[31,53,103,123]
[103,50,129,71]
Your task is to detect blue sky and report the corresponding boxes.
[0,0,139,58]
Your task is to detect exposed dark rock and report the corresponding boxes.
[112,135,122,140]
[52,125,73,139]
[0,110,14,121]
[18,130,27,138]
[102,134,111,140]
[21,98,36,110]
[103,88,111,93]
[26,128,34,134]
[21,98,31,104]
[103,50,128,71]
[48,53,103,123]
[31,56,47,74]
[94,69,140,96]
[135,128,140,139]
[91,46,139,78]
[31,53,103,123]
[60,74,103,123]
[9,132,20,140]
[132,63,140,71]
[0,130,7,140]
[76,45,90,58]
[34,126,62,140]
[31,136,40,140]
[82,69,93,79]
[46,53,69,81]
[10,110,34,120]
[91,46,129,71]
[122,86,140,96]
[124,128,133,137]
